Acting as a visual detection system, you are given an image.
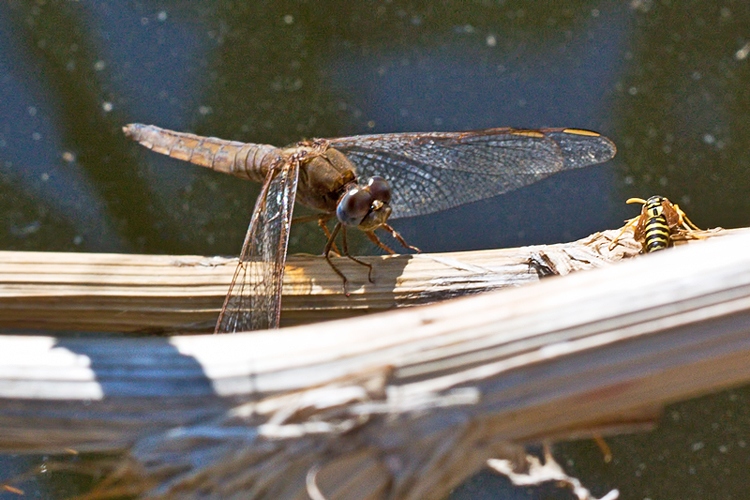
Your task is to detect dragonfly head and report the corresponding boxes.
[336,176,393,230]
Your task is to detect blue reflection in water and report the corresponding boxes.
[88,4,211,127]
[329,5,625,132]
[86,3,217,230]
[0,9,125,251]
[0,3,213,251]
[325,5,629,251]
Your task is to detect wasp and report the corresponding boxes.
[610,195,702,253]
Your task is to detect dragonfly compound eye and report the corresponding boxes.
[367,176,392,203]
[336,187,373,225]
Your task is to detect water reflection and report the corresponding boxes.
[612,1,750,230]
[1,0,749,498]
[1,0,627,257]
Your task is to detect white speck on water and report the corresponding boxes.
[198,105,212,115]
[102,101,113,112]
[28,106,37,116]
[691,441,705,452]
[12,221,41,237]
[283,14,294,24]
[486,34,497,47]
[735,42,750,60]
[40,172,49,182]
[32,132,42,141]
[73,235,83,246]
[61,151,75,162]
[157,11,168,21]
[93,60,106,71]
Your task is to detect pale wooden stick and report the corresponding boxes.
[0,227,737,333]
[0,230,749,499]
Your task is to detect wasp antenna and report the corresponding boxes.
[626,197,648,205]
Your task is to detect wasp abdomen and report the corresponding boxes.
[643,217,670,251]
[642,197,670,252]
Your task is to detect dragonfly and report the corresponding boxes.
[123,124,616,333]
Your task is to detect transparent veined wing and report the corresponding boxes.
[328,128,615,219]
[215,155,299,332]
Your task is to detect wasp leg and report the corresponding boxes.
[608,215,641,251]
[673,204,702,231]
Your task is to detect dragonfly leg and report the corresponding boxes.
[291,214,320,224]
[593,434,613,463]
[366,231,395,254]
[342,225,374,283]
[323,223,350,296]
[381,223,421,253]
[317,214,342,256]
[292,213,342,255]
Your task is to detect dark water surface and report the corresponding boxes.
[1,0,749,498]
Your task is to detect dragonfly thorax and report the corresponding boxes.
[295,146,357,212]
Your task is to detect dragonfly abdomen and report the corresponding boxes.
[123,123,280,183]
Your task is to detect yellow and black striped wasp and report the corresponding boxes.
[610,195,702,253]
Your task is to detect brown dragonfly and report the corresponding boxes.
[123,124,616,333]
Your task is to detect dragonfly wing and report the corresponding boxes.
[329,128,615,219]
[215,156,299,333]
